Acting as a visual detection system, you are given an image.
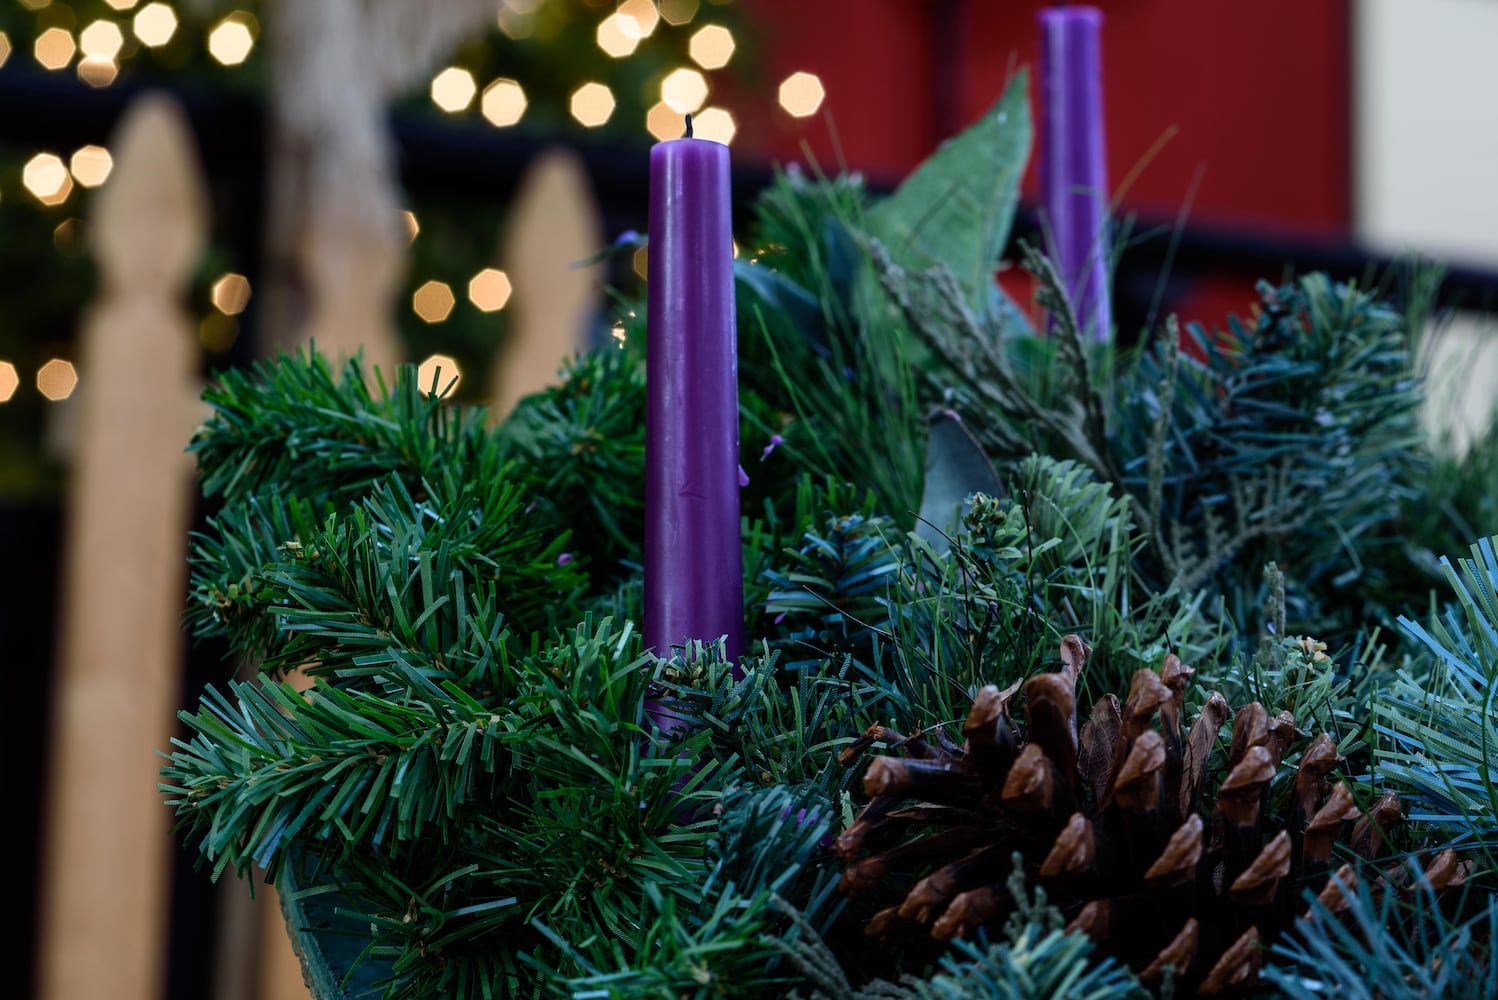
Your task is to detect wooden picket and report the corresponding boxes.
[35,92,208,1000]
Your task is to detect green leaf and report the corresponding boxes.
[865,70,1032,320]
[916,409,1002,553]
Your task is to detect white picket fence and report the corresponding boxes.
[34,90,606,1000]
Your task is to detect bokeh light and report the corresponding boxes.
[211,273,252,315]
[595,14,639,58]
[689,25,734,69]
[412,280,455,323]
[69,146,114,188]
[208,14,256,66]
[778,71,826,117]
[104,0,140,9]
[481,78,527,127]
[0,32,10,69]
[570,83,615,127]
[646,101,685,142]
[24,153,73,206]
[401,210,419,243]
[632,245,648,281]
[77,58,119,88]
[431,67,477,113]
[133,3,177,47]
[662,68,708,114]
[34,28,75,70]
[0,362,18,403]
[619,0,659,38]
[18,0,51,9]
[468,268,512,312]
[416,354,462,397]
[36,359,78,402]
[80,20,125,60]
[660,0,700,27]
[199,313,238,353]
[692,107,735,145]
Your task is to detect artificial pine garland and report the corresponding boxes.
[162,72,1498,999]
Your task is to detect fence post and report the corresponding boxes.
[35,92,207,1000]
[490,146,606,421]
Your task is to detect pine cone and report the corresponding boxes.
[834,635,1470,995]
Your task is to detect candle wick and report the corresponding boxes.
[684,114,694,139]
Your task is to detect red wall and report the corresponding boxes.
[731,0,1351,331]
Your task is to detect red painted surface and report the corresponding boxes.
[727,0,1351,332]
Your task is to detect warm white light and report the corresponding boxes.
[36,359,78,401]
[412,280,455,323]
[660,0,699,26]
[207,16,255,66]
[646,101,685,142]
[689,24,734,69]
[661,67,708,114]
[104,0,140,9]
[80,20,125,60]
[431,67,477,113]
[596,13,639,58]
[692,107,735,145]
[69,146,114,187]
[77,57,119,88]
[778,71,826,118]
[23,153,72,206]
[0,362,18,403]
[0,32,11,69]
[401,210,419,244]
[133,3,177,47]
[211,273,252,315]
[618,0,659,38]
[34,28,75,70]
[416,354,462,397]
[468,268,512,312]
[570,83,615,127]
[481,78,527,127]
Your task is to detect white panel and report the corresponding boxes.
[1356,0,1498,267]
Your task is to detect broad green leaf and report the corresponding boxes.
[865,70,1033,320]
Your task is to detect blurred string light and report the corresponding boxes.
[595,14,638,59]
[570,82,614,127]
[208,12,257,67]
[70,146,113,188]
[0,361,18,403]
[36,359,78,402]
[481,78,526,126]
[660,0,699,27]
[34,27,75,70]
[133,3,177,47]
[661,68,708,114]
[497,0,540,40]
[618,0,659,39]
[646,101,683,142]
[211,273,251,315]
[468,268,512,312]
[416,353,462,397]
[692,106,734,144]
[778,71,826,117]
[412,280,455,323]
[431,67,477,113]
[80,20,125,60]
[78,58,119,88]
[689,25,733,69]
[24,153,72,207]
[0,31,10,68]
[401,210,420,243]
[104,0,141,9]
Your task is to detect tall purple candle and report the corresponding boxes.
[644,121,743,702]
[1038,6,1112,343]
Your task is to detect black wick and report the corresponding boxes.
[684,113,694,139]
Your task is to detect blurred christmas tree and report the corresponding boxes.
[0,0,753,499]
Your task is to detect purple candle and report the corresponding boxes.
[1038,6,1112,343]
[644,119,743,709]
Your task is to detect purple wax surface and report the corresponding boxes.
[1038,6,1112,343]
[644,136,744,672]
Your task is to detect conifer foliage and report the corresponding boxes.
[162,71,1498,998]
